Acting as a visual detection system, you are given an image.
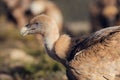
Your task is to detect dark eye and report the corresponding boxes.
[36,22,39,25]
[26,24,29,26]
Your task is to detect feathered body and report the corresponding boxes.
[67,26,120,80]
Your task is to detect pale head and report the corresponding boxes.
[20,15,60,50]
[20,15,59,37]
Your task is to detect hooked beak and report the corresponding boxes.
[20,27,29,36]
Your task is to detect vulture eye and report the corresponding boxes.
[26,24,29,26]
[36,22,39,25]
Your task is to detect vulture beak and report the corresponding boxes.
[20,27,29,36]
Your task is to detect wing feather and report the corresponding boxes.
[68,26,120,61]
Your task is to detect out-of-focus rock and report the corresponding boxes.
[9,49,35,64]
[2,49,36,67]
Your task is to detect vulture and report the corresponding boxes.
[89,0,120,32]
[20,15,120,80]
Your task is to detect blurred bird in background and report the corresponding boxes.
[3,0,32,29]
[3,0,63,32]
[89,0,120,32]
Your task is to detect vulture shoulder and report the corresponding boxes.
[67,26,120,80]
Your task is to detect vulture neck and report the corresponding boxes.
[44,27,60,51]
[43,25,62,62]
[43,25,71,64]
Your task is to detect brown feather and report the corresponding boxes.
[67,26,120,80]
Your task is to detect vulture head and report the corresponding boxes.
[20,15,59,37]
[21,15,60,53]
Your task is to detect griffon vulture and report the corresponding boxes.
[21,15,120,80]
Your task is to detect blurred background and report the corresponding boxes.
[0,0,120,80]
